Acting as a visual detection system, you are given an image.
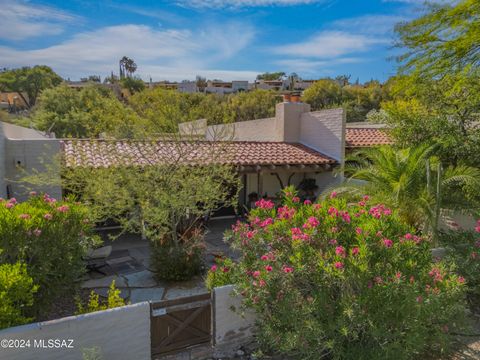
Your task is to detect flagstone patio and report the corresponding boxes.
[81,218,237,303]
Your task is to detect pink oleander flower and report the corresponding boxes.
[304,200,312,205]
[313,204,322,210]
[43,213,53,219]
[283,266,293,273]
[291,227,303,236]
[33,228,42,237]
[334,262,344,269]
[355,227,362,235]
[19,214,30,220]
[5,202,14,209]
[331,226,338,233]
[458,276,465,284]
[358,201,366,207]
[292,196,300,203]
[253,271,261,278]
[335,246,346,257]
[222,267,230,273]
[9,198,17,204]
[303,216,319,228]
[428,268,443,283]
[351,247,359,256]
[56,205,70,213]
[328,207,339,216]
[404,233,413,240]
[341,211,351,223]
[363,195,369,201]
[258,279,266,287]
[475,225,480,233]
[265,265,273,272]
[246,230,256,239]
[416,296,423,303]
[330,191,337,199]
[277,205,296,219]
[329,239,338,245]
[259,218,273,227]
[255,198,275,210]
[210,265,217,272]
[261,255,269,261]
[395,271,402,280]
[383,239,393,248]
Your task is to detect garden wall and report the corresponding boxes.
[212,285,256,357]
[0,302,150,360]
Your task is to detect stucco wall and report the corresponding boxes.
[213,285,255,357]
[206,117,278,142]
[0,123,6,198]
[2,122,51,139]
[178,118,207,137]
[5,139,62,201]
[0,302,151,360]
[300,108,345,162]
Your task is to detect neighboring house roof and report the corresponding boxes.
[61,140,336,169]
[345,128,392,148]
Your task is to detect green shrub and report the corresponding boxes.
[150,230,205,281]
[76,281,127,314]
[0,194,98,313]
[206,257,234,290]
[0,262,38,329]
[440,220,480,309]
[213,187,468,360]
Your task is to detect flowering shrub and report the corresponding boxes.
[441,219,480,310]
[206,257,234,290]
[0,262,38,329]
[0,194,97,313]
[211,188,467,359]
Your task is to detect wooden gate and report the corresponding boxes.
[150,292,212,356]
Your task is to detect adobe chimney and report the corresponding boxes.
[275,101,311,142]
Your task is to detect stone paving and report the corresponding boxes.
[81,218,237,303]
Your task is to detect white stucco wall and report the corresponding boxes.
[178,118,207,137]
[0,302,151,360]
[206,117,278,142]
[300,108,345,162]
[2,122,51,139]
[213,285,255,357]
[5,139,62,201]
[0,123,6,198]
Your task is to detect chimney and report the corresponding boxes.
[275,99,310,142]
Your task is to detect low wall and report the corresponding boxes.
[212,285,256,357]
[0,302,150,360]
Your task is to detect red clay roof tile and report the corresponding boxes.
[346,128,392,148]
[61,140,336,168]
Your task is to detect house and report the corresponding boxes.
[0,100,392,211]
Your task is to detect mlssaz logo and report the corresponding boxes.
[34,339,74,349]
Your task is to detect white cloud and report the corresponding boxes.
[272,31,388,59]
[0,23,258,81]
[176,0,325,8]
[0,0,76,40]
[331,14,407,35]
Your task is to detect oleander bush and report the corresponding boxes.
[208,187,468,360]
[0,261,38,329]
[0,194,98,313]
[440,220,480,310]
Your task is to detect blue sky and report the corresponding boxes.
[0,0,435,82]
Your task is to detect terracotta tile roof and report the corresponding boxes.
[61,140,337,168]
[346,128,392,148]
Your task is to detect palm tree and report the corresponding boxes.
[335,144,480,244]
[119,56,137,78]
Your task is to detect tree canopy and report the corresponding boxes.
[395,0,480,77]
[0,66,62,108]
